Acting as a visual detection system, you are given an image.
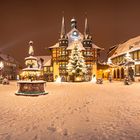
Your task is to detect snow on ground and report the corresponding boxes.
[0,81,140,140]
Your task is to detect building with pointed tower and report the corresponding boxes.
[43,16,103,82]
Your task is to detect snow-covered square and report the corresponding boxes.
[0,81,140,140]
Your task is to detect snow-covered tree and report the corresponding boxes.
[67,44,87,80]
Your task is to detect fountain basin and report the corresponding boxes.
[15,80,48,96]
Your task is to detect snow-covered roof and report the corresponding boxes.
[67,28,83,43]
[25,56,37,60]
[49,43,59,49]
[0,53,17,63]
[67,41,85,51]
[92,44,103,50]
[110,36,140,59]
[43,59,52,66]
[36,55,52,67]
[48,28,103,51]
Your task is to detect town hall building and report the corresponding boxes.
[42,16,102,82]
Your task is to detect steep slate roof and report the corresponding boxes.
[67,28,83,43]
[49,42,102,50]
[48,19,103,50]
[36,55,52,66]
[49,43,59,49]
[67,41,85,51]
[43,59,52,66]
[92,43,104,50]
[110,36,140,59]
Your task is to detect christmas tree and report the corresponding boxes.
[67,43,87,81]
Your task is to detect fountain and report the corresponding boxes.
[15,41,48,96]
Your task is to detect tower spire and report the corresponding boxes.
[84,16,90,37]
[83,14,92,48]
[60,15,66,38]
[59,14,68,47]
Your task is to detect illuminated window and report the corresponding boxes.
[134,51,138,60]
[62,51,66,54]
[138,51,140,59]
[44,67,47,72]
[135,65,140,76]
[53,54,56,57]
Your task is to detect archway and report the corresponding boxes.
[117,69,120,79]
[121,68,124,79]
[114,69,116,79]
[128,67,134,81]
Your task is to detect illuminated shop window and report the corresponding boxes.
[135,65,140,76]
[134,51,138,60]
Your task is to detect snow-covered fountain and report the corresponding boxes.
[15,41,48,96]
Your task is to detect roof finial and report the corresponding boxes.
[71,17,77,29]
[28,41,34,56]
